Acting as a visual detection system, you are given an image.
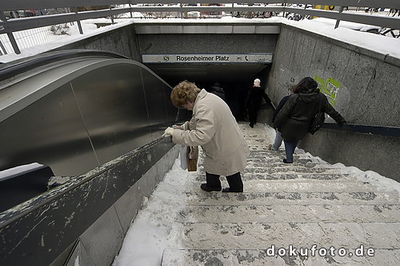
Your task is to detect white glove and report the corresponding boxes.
[172,124,184,130]
[163,127,174,137]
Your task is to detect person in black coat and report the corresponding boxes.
[209,82,226,102]
[270,86,299,151]
[273,77,346,163]
[246,78,271,127]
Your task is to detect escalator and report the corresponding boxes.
[0,49,177,176]
[0,50,180,266]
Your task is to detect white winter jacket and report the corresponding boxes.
[171,89,249,176]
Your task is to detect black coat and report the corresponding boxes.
[209,84,226,102]
[246,86,271,108]
[272,95,290,123]
[273,92,345,141]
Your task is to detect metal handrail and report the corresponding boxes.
[1,0,399,10]
[0,50,127,81]
[322,122,400,137]
[0,1,399,54]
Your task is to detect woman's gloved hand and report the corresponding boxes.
[162,127,174,137]
[172,124,184,130]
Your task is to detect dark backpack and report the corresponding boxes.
[309,95,325,134]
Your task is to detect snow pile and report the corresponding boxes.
[303,149,400,194]
[0,18,136,63]
[263,123,278,141]
[333,163,400,195]
[0,162,44,181]
[299,149,400,195]
[112,158,191,266]
[283,18,400,59]
[311,17,381,32]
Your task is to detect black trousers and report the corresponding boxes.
[206,172,243,190]
[248,104,260,125]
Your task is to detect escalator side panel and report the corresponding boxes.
[71,64,150,165]
[0,83,98,176]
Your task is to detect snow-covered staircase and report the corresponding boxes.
[161,124,400,265]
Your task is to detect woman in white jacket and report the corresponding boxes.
[164,81,249,192]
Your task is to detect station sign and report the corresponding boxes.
[142,54,272,63]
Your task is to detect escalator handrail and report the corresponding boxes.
[0,49,127,82]
[322,122,400,137]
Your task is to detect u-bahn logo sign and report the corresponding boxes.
[142,54,272,63]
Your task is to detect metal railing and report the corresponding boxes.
[323,122,400,137]
[0,0,399,55]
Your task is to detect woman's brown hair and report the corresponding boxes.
[292,77,319,93]
[170,80,201,108]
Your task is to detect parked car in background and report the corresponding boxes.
[200,3,223,18]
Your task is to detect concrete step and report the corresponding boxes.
[248,149,310,155]
[246,158,318,165]
[198,166,346,175]
[177,204,400,223]
[245,158,331,167]
[244,167,346,174]
[191,173,351,182]
[181,191,400,205]
[188,179,370,192]
[179,222,400,249]
[200,151,314,160]
[227,180,381,193]
[162,248,400,266]
[200,152,314,160]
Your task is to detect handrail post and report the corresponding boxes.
[129,4,133,18]
[0,40,7,55]
[0,12,20,54]
[110,6,115,24]
[75,12,83,34]
[335,6,344,29]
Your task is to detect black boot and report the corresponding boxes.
[201,173,221,192]
[223,173,243,192]
[200,184,221,192]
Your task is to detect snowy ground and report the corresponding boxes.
[284,18,400,59]
[112,157,190,266]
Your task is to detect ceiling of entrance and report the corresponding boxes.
[145,63,269,86]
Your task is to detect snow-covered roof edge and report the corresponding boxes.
[281,20,400,67]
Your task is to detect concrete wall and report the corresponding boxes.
[267,24,400,127]
[51,23,279,64]
[0,136,179,266]
[301,129,400,181]
[137,34,278,54]
[53,23,141,61]
[267,24,400,180]
[53,144,180,266]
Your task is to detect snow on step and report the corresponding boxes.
[162,248,400,266]
[177,204,400,223]
[186,180,383,193]
[231,180,384,193]
[192,172,352,181]
[182,191,399,205]
[180,222,400,249]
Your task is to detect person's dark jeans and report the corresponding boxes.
[284,140,298,162]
